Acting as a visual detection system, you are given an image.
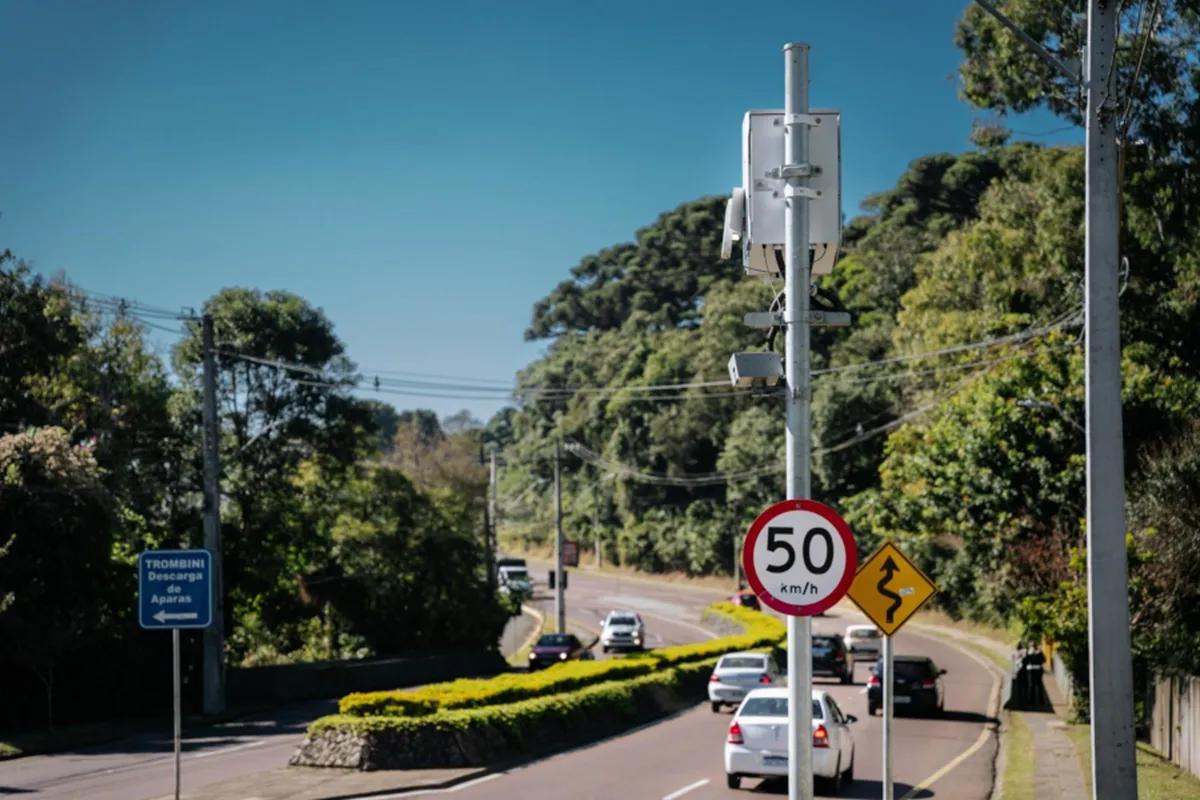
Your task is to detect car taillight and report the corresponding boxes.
[835,653,845,661]
[728,721,744,744]
[922,679,937,689]
[759,674,772,684]
[813,724,830,748]
[710,673,720,683]
[868,674,881,687]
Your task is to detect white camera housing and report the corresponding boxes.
[728,352,784,388]
[733,109,842,281]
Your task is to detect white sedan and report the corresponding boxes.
[724,687,857,792]
[708,651,783,712]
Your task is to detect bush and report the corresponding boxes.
[297,658,722,770]
[339,656,657,716]
[336,601,781,719]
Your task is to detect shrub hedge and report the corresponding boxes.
[338,601,782,718]
[295,600,786,770]
[295,659,720,770]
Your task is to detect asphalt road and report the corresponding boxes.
[0,568,721,800]
[429,604,1001,800]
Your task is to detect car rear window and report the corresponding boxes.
[812,636,841,651]
[851,629,879,639]
[873,660,933,680]
[740,697,823,720]
[720,656,766,670]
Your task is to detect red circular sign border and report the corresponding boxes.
[741,499,858,617]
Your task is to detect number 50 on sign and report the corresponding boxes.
[741,499,858,616]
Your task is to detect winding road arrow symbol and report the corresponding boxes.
[877,556,903,624]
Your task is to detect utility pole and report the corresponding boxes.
[488,449,498,590]
[1083,1,1137,795]
[554,440,565,634]
[200,314,225,716]
[967,4,1137,795]
[783,42,815,800]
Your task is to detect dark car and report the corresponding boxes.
[729,592,761,611]
[812,634,852,684]
[867,655,947,716]
[528,633,592,670]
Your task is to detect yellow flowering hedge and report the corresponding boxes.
[336,601,783,719]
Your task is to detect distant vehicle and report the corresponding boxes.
[708,651,782,712]
[497,565,533,599]
[843,625,882,662]
[812,634,853,684]
[729,592,761,611]
[600,611,646,653]
[528,633,593,670]
[724,687,857,791]
[866,655,947,717]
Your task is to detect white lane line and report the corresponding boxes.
[662,778,710,799]
[364,771,504,798]
[636,610,720,641]
[187,739,267,760]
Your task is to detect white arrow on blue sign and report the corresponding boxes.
[138,549,213,630]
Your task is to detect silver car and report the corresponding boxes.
[708,651,782,712]
[844,624,881,662]
[600,611,646,652]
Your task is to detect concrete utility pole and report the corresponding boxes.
[200,314,225,716]
[554,439,566,635]
[783,42,815,800]
[1082,1,1138,795]
[968,3,1138,795]
[488,449,499,589]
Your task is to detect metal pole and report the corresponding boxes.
[172,628,182,800]
[488,450,498,590]
[554,440,566,635]
[882,634,894,800]
[200,314,225,716]
[734,532,742,590]
[783,41,814,800]
[1084,1,1137,796]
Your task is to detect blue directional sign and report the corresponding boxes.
[138,549,213,630]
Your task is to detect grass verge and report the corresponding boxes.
[999,711,1035,799]
[1064,724,1200,799]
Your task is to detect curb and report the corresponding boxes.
[515,604,545,654]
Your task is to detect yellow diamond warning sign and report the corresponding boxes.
[847,541,938,637]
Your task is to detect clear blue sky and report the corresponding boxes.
[1,0,1079,423]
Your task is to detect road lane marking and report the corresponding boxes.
[515,604,545,654]
[186,739,267,760]
[662,778,710,799]
[898,632,1003,800]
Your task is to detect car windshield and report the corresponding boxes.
[503,568,529,581]
[851,629,878,639]
[536,634,573,647]
[720,656,766,670]
[609,616,638,626]
[740,697,823,720]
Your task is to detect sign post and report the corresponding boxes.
[139,549,214,800]
[742,499,857,798]
[847,541,938,800]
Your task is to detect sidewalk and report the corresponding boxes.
[154,766,488,800]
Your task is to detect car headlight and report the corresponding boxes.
[559,652,568,660]
[528,652,536,660]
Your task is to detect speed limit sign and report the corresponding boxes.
[741,499,857,616]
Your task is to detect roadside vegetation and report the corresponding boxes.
[0,265,511,733]
[295,601,784,769]
[1065,724,1200,800]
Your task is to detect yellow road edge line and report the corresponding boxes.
[898,630,1004,800]
[515,604,546,655]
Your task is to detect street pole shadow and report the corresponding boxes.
[745,778,931,797]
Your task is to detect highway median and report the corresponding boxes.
[290,602,785,771]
